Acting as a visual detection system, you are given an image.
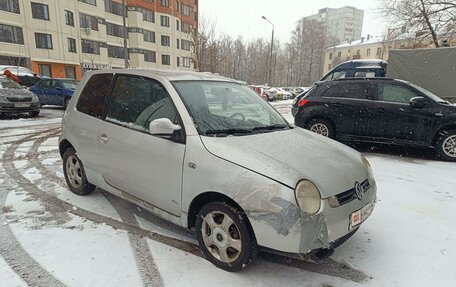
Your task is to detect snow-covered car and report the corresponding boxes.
[276,88,293,100]
[0,65,35,77]
[59,69,377,272]
[0,76,40,117]
[263,87,278,101]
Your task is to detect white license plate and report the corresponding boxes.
[349,202,375,230]
[14,103,30,108]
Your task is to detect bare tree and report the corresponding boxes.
[380,0,456,47]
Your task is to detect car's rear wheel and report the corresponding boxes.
[436,129,456,161]
[307,119,334,138]
[195,202,258,272]
[63,148,96,195]
[29,110,40,117]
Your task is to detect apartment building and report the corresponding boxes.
[302,6,364,45]
[0,0,198,80]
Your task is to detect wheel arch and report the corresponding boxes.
[431,124,456,147]
[59,139,74,159]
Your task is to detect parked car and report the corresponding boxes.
[276,88,293,100]
[294,78,456,161]
[59,69,376,271]
[30,78,78,109]
[0,65,42,87]
[263,87,278,101]
[291,60,387,116]
[0,76,40,117]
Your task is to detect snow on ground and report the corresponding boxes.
[0,104,455,286]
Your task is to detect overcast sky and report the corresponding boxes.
[199,0,386,43]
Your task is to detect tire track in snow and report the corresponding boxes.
[0,130,67,287]
[27,133,164,287]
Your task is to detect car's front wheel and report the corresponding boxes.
[195,202,258,272]
[436,129,456,161]
[29,110,40,117]
[63,148,96,195]
[307,119,334,138]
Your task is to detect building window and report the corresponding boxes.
[366,48,371,56]
[141,8,154,22]
[181,4,191,16]
[182,57,191,67]
[160,15,169,27]
[329,53,333,60]
[0,0,20,14]
[65,66,76,79]
[65,10,74,26]
[143,30,155,43]
[108,45,125,59]
[80,13,99,31]
[161,35,170,47]
[79,0,97,6]
[68,37,77,53]
[161,54,170,65]
[377,47,382,56]
[181,22,191,33]
[35,33,53,49]
[144,51,156,62]
[176,19,180,31]
[81,39,101,54]
[38,64,52,77]
[337,51,341,58]
[106,22,126,38]
[175,1,180,11]
[31,2,50,20]
[177,56,180,67]
[176,39,180,49]
[356,50,360,55]
[105,0,125,16]
[181,39,191,51]
[0,24,24,44]
[160,0,169,7]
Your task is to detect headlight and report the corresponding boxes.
[295,180,322,214]
[362,155,375,186]
[31,94,39,101]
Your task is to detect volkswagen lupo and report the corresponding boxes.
[59,69,377,271]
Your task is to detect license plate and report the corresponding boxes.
[14,103,30,108]
[349,202,375,230]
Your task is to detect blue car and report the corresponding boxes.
[30,78,78,109]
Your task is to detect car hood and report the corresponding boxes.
[0,88,34,97]
[200,128,368,197]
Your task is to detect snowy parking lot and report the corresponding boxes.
[1,103,455,287]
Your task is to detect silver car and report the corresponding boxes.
[59,69,376,271]
[0,76,40,117]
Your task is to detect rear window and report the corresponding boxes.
[76,73,113,118]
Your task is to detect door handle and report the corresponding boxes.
[377,108,385,113]
[99,133,108,144]
[330,102,343,107]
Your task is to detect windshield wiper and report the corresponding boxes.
[204,128,254,136]
[252,124,289,132]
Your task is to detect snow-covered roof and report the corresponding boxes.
[328,36,384,49]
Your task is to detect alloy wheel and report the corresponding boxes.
[310,123,329,137]
[201,211,242,263]
[442,135,456,158]
[66,155,82,188]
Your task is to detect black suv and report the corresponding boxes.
[294,78,456,161]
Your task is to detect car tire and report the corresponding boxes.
[435,129,456,161]
[63,148,96,195]
[29,110,40,117]
[306,119,335,138]
[195,202,258,272]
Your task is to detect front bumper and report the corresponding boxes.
[0,102,40,113]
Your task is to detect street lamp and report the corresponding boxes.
[262,16,274,86]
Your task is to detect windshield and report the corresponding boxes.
[172,81,289,136]
[0,77,23,89]
[60,80,78,89]
[408,82,446,102]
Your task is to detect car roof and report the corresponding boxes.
[86,68,241,83]
[319,77,409,85]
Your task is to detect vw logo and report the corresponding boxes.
[354,181,364,200]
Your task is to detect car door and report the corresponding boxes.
[47,80,60,105]
[328,82,375,138]
[96,74,185,216]
[33,80,49,104]
[371,82,437,143]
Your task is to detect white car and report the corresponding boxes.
[59,69,377,272]
[0,65,36,77]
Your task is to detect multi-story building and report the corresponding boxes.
[0,0,198,80]
[302,6,364,45]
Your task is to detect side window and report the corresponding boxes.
[337,83,371,99]
[354,71,376,78]
[332,71,347,80]
[76,73,113,118]
[377,83,418,103]
[49,80,57,88]
[39,80,50,88]
[105,75,179,132]
[320,84,340,97]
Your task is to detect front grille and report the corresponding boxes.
[6,96,32,102]
[336,179,370,205]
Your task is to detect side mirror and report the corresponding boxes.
[410,96,427,108]
[149,118,181,135]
